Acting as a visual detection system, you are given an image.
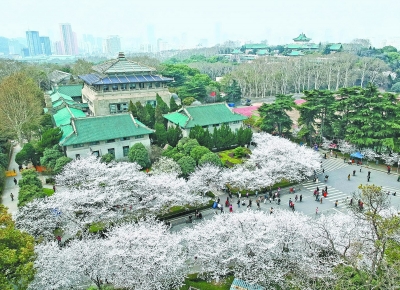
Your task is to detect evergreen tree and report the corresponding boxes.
[128,100,137,116]
[135,102,146,122]
[156,94,170,114]
[237,127,253,146]
[128,143,150,169]
[155,106,165,125]
[154,123,168,147]
[145,103,155,128]
[169,97,180,112]
[166,126,183,147]
[189,125,213,149]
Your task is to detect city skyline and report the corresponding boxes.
[0,0,399,49]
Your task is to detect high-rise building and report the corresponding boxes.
[8,39,22,55]
[0,37,9,55]
[40,36,51,55]
[26,30,41,56]
[157,38,168,52]
[59,23,77,55]
[53,41,63,55]
[106,35,121,55]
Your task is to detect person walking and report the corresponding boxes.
[10,193,14,201]
[320,196,323,204]
[246,192,249,199]
[277,198,281,205]
[255,190,258,198]
[292,204,295,212]
[269,197,272,203]
[368,171,371,177]
[288,198,292,207]
[13,178,17,185]
[316,207,319,215]
[270,207,273,214]
[295,195,298,202]
[56,235,62,246]
[256,200,260,210]
[335,200,338,207]
[322,168,325,173]
[348,174,351,181]
[229,204,233,213]
[237,199,240,208]
[53,185,56,192]
[353,170,356,176]
[367,176,370,182]
[299,194,303,202]
[330,149,333,157]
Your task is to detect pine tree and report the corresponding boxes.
[154,123,167,147]
[169,97,180,112]
[156,94,170,114]
[128,100,137,116]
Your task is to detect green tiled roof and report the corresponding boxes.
[59,125,73,143]
[231,49,243,54]
[230,278,265,290]
[244,44,268,49]
[329,43,343,51]
[164,103,247,129]
[50,92,74,103]
[61,114,153,146]
[286,44,302,49]
[53,107,87,127]
[286,43,319,50]
[53,99,76,108]
[288,50,304,56]
[293,33,311,42]
[55,84,83,97]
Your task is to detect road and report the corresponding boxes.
[170,155,400,232]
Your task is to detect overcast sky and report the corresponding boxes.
[1,0,399,47]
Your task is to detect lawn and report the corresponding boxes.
[218,148,251,168]
[179,274,234,290]
[43,188,54,196]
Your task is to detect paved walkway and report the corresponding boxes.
[2,144,22,215]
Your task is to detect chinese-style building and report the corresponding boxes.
[78,52,173,116]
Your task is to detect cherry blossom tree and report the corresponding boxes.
[151,156,182,176]
[361,148,380,165]
[30,219,187,290]
[15,157,208,239]
[188,163,223,195]
[380,152,399,166]
[337,139,356,156]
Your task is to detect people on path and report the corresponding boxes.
[367,176,370,182]
[246,192,249,199]
[335,200,338,207]
[348,174,351,181]
[229,204,233,213]
[353,170,356,176]
[387,165,391,174]
[330,150,333,157]
[320,197,323,204]
[277,198,281,205]
[13,178,17,185]
[316,207,319,215]
[299,194,303,202]
[270,207,273,214]
[295,195,298,202]
[237,199,240,208]
[56,235,62,246]
[10,193,14,201]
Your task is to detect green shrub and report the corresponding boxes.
[199,152,223,167]
[45,177,55,184]
[233,146,247,158]
[100,153,115,164]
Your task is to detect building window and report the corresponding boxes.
[212,124,219,127]
[75,154,80,159]
[72,143,84,148]
[112,84,118,91]
[89,141,100,145]
[106,139,115,143]
[146,100,156,108]
[103,85,109,92]
[120,137,130,141]
[92,151,99,157]
[155,82,160,88]
[121,84,127,90]
[202,125,208,129]
[135,135,144,139]
[130,83,136,90]
[232,121,240,124]
[148,82,153,88]
[139,83,145,89]
[123,146,129,157]
[110,103,128,114]
[108,148,115,156]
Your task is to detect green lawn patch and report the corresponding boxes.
[179,274,234,290]
[218,148,250,168]
[89,222,106,233]
[43,188,54,196]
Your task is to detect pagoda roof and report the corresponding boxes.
[92,52,156,75]
[79,74,173,85]
[293,33,311,42]
[231,49,243,54]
